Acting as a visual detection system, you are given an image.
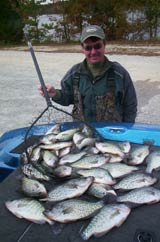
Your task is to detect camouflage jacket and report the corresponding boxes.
[52,57,137,122]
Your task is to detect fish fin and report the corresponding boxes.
[43,211,55,225]
[80,225,91,241]
[118,201,140,209]
[145,168,152,174]
[81,232,90,241]
[129,202,142,208]
[26,218,48,224]
[46,219,54,225]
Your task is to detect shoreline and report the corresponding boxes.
[0,43,160,56]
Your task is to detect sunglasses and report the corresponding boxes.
[83,43,103,51]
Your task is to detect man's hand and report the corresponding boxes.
[38,85,57,98]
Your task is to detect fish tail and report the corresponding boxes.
[145,167,152,174]
[78,224,90,241]
[116,198,139,208]
[123,201,139,209]
[122,155,129,163]
[102,192,117,204]
[80,231,90,241]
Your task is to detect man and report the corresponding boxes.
[39,25,137,122]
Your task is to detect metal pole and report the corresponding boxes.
[23,28,52,107]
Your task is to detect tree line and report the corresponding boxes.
[0,0,160,44]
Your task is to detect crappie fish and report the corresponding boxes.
[76,137,96,150]
[21,176,47,198]
[76,168,116,185]
[29,145,41,163]
[45,123,61,135]
[40,133,57,145]
[59,151,87,165]
[5,198,53,224]
[59,146,71,158]
[39,141,72,150]
[73,131,86,145]
[84,146,100,154]
[145,150,160,173]
[21,164,50,181]
[52,165,73,178]
[87,183,117,199]
[117,141,131,154]
[55,128,79,141]
[40,177,94,202]
[95,141,125,159]
[21,147,32,164]
[113,172,157,191]
[42,150,58,168]
[44,198,104,223]
[117,187,160,206]
[107,153,123,163]
[81,204,131,240]
[128,145,150,165]
[81,124,94,137]
[101,162,139,178]
[71,154,109,169]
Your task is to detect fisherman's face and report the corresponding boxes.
[82,38,106,64]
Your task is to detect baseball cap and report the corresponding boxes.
[80,25,105,43]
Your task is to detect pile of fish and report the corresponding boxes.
[5,123,160,240]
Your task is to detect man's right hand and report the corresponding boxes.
[38,85,57,98]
